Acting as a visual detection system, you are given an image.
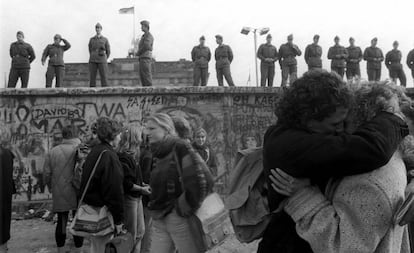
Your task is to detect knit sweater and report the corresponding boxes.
[285,151,410,253]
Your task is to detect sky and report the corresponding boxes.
[1,0,414,88]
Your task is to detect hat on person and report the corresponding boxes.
[372,37,378,42]
[200,35,206,41]
[140,20,150,27]
[16,31,24,37]
[334,35,340,40]
[313,34,320,39]
[266,34,272,39]
[54,34,62,40]
[95,22,102,28]
[215,34,223,40]
[393,40,399,45]
[349,37,355,41]
[287,34,293,40]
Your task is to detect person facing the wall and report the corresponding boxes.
[41,34,71,88]
[44,125,84,253]
[88,23,110,87]
[137,20,154,87]
[8,31,35,88]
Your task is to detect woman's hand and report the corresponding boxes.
[269,168,311,196]
[140,184,152,195]
[115,223,124,235]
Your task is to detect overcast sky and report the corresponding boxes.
[1,0,414,88]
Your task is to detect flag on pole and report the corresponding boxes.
[247,71,251,85]
[119,7,134,14]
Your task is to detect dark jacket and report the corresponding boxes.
[215,44,233,68]
[118,152,143,198]
[192,142,218,177]
[346,46,363,69]
[137,32,154,59]
[191,45,211,68]
[80,142,124,224]
[278,43,301,66]
[364,46,384,69]
[41,39,71,66]
[9,41,35,69]
[257,43,278,66]
[327,45,348,68]
[261,112,408,253]
[385,49,403,70]
[304,43,322,68]
[407,49,414,70]
[148,137,209,218]
[0,147,15,244]
[88,35,110,63]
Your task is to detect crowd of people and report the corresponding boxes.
[7,19,414,89]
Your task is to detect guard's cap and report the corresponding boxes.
[266,34,272,39]
[313,34,320,39]
[200,35,206,40]
[54,34,62,40]
[349,37,355,41]
[372,37,378,42]
[215,34,223,40]
[393,40,399,45]
[334,35,340,40]
[287,34,293,40]
[16,31,24,37]
[95,23,102,28]
[140,20,150,27]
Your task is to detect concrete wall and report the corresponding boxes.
[64,58,195,87]
[0,87,279,202]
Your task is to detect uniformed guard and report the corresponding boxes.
[257,34,278,87]
[304,34,322,70]
[385,41,406,87]
[137,20,154,87]
[327,36,348,78]
[363,37,384,81]
[214,35,235,86]
[88,22,110,87]
[278,34,301,87]
[407,48,414,85]
[191,35,211,86]
[346,37,363,80]
[41,34,71,88]
[8,31,35,88]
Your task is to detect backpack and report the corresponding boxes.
[225,147,272,243]
[71,142,91,195]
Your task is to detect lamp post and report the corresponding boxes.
[241,27,270,87]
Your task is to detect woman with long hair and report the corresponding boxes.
[144,113,211,253]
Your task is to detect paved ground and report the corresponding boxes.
[8,219,259,253]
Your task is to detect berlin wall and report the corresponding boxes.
[0,86,279,202]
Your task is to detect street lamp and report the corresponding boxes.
[241,27,270,87]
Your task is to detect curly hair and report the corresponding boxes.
[275,70,352,129]
[95,117,122,143]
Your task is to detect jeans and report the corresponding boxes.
[367,68,381,81]
[260,63,275,87]
[141,206,153,253]
[216,66,235,86]
[281,64,297,87]
[124,196,145,253]
[139,58,153,86]
[90,233,113,253]
[89,62,108,87]
[193,67,208,86]
[55,211,84,248]
[149,209,201,253]
[46,66,65,88]
[8,68,29,88]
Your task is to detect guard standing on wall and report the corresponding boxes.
[304,34,322,70]
[327,36,348,78]
[191,35,211,86]
[346,37,363,81]
[88,22,110,87]
[385,41,406,87]
[137,20,154,86]
[215,35,235,86]
[41,34,71,88]
[8,31,35,88]
[407,47,414,85]
[363,37,384,81]
[278,34,301,87]
[257,34,278,87]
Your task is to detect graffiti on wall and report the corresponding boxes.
[1,90,278,201]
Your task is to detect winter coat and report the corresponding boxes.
[44,138,80,212]
[285,151,410,253]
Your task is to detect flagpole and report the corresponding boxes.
[133,5,136,44]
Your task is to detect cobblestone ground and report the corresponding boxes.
[8,219,259,253]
